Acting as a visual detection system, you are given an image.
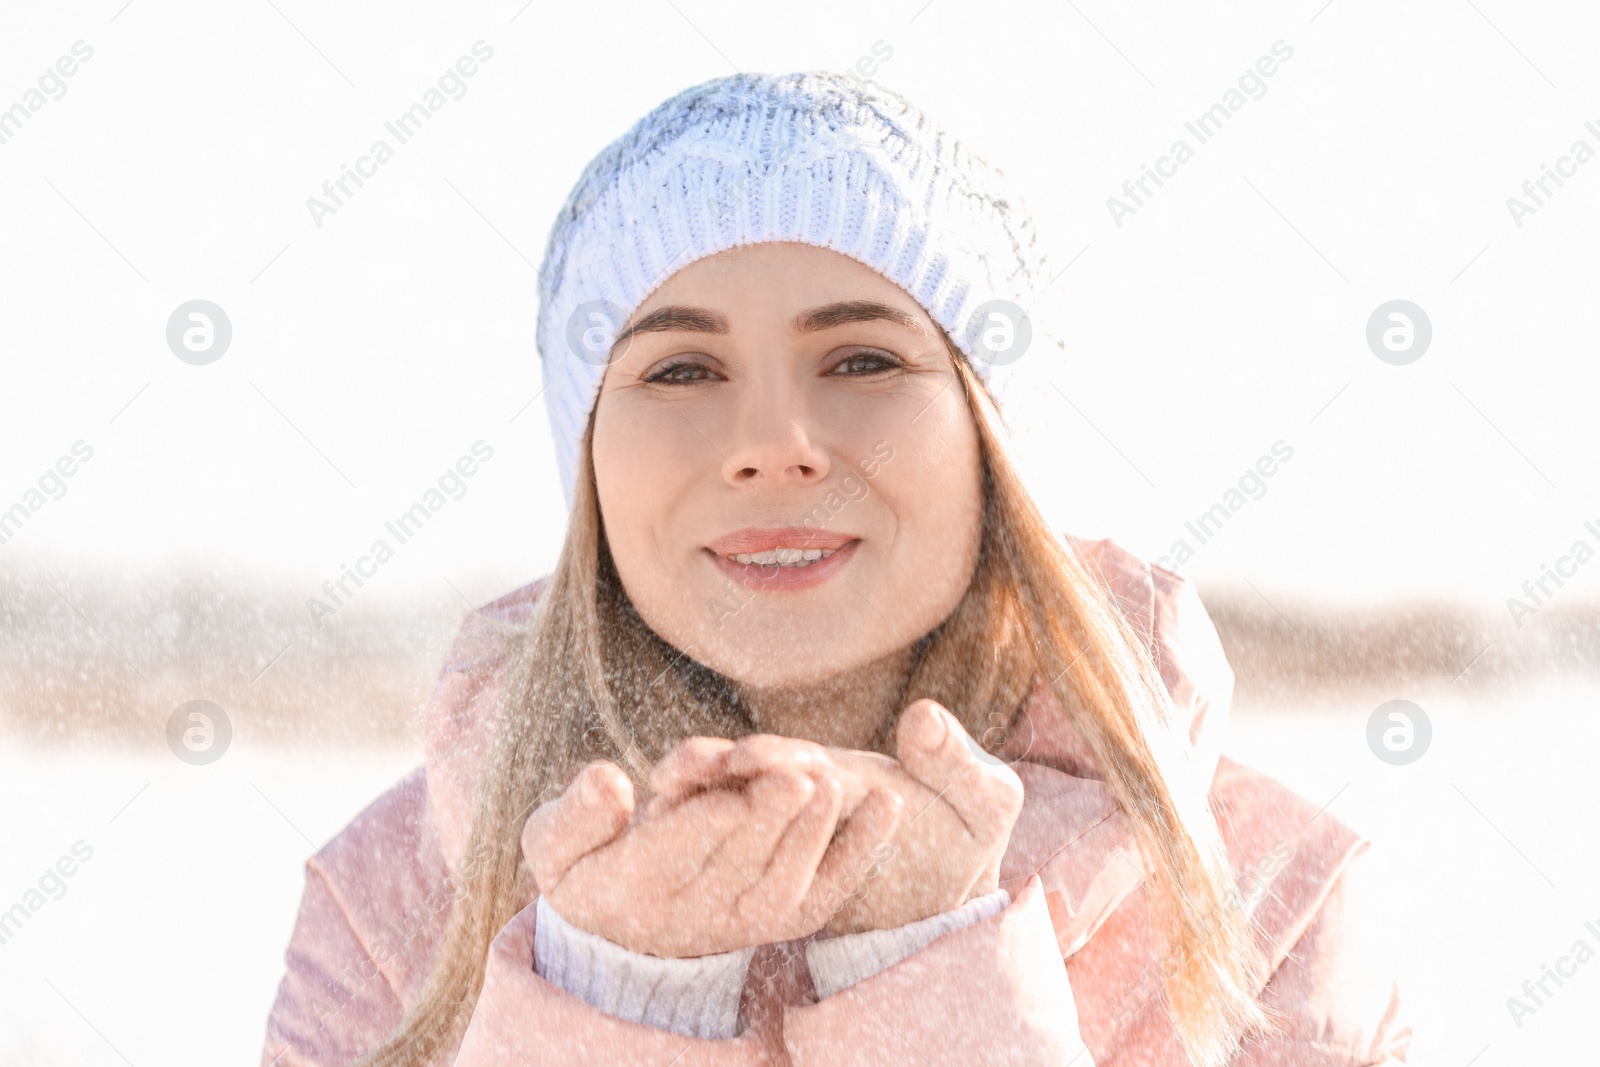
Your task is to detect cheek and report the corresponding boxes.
[592,407,678,583]
[592,399,720,632]
[593,397,702,518]
[874,413,985,612]
[593,385,729,479]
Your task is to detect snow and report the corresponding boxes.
[1,684,1596,1063]
[0,745,416,1065]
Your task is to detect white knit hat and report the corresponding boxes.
[536,71,1063,507]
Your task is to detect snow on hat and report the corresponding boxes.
[535,71,1063,507]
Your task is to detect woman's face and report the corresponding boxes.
[591,241,985,689]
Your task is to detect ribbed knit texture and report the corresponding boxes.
[536,72,1062,506]
[533,897,755,1039]
[532,891,1012,1037]
[805,889,1012,1000]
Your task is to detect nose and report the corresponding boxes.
[720,389,831,489]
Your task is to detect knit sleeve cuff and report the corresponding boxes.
[532,896,755,1039]
[805,889,1012,1001]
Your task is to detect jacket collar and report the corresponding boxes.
[423,536,1230,877]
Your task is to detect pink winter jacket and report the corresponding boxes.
[260,536,1411,1066]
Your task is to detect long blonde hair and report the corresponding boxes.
[356,344,1275,1066]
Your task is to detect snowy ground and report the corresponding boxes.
[1,683,1596,1065]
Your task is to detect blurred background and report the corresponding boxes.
[2,0,1598,1062]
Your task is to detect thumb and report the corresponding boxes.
[894,700,1022,836]
[522,762,633,894]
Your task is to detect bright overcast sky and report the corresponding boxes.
[2,0,1597,609]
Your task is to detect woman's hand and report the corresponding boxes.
[821,699,1025,934]
[521,738,903,958]
[650,703,1025,936]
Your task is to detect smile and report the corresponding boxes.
[705,533,861,592]
[725,547,837,567]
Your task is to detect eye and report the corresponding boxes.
[642,358,720,385]
[830,348,903,376]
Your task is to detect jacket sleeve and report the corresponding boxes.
[780,877,1095,1067]
[259,769,454,1067]
[526,890,1011,1037]
[259,857,407,1067]
[453,877,1091,1067]
[1230,851,1412,1066]
[804,889,1011,999]
[532,896,755,1039]
[453,899,779,1066]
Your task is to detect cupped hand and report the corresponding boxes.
[820,699,1025,934]
[649,703,1026,936]
[521,736,903,958]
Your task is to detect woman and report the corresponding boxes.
[261,73,1410,1066]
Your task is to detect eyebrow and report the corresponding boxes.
[795,300,927,335]
[612,306,727,348]
[611,300,928,351]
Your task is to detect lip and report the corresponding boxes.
[705,526,860,593]
[707,526,858,557]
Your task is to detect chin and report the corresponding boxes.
[691,628,887,690]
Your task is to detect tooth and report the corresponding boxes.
[727,545,845,567]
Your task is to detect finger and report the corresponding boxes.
[894,700,1023,839]
[522,761,634,892]
[646,761,817,887]
[820,747,923,835]
[650,737,738,800]
[721,734,833,782]
[738,770,844,926]
[650,735,833,803]
[723,736,873,815]
[706,763,817,882]
[618,786,750,892]
[800,786,905,923]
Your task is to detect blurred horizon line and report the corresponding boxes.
[3,557,1595,750]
